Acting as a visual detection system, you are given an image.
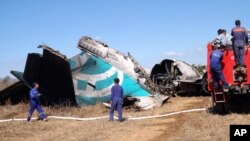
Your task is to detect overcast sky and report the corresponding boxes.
[1,0,250,77]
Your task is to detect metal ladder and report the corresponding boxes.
[214,91,226,103]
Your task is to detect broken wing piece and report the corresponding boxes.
[10,46,77,105]
[133,95,169,110]
[0,80,29,105]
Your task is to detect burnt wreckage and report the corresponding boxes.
[0,36,206,109]
[150,59,207,95]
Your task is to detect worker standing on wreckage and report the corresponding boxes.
[109,78,124,122]
[27,83,47,122]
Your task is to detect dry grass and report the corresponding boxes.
[0,102,109,119]
[1,96,250,141]
[1,80,250,140]
[45,103,109,117]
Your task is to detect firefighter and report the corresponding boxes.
[27,82,47,122]
[231,20,249,71]
[109,78,124,122]
[210,46,229,92]
[212,29,227,48]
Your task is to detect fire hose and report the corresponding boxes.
[0,108,206,123]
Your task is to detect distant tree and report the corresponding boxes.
[3,75,11,87]
[192,64,206,74]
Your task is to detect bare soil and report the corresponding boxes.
[1,96,250,141]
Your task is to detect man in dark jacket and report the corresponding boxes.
[109,78,124,122]
[231,20,249,70]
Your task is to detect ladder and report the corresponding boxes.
[213,91,226,103]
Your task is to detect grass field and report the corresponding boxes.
[1,82,250,141]
[1,96,250,141]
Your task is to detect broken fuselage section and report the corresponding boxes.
[150,59,204,95]
[6,36,169,110]
[71,36,169,110]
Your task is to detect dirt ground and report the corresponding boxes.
[1,96,250,141]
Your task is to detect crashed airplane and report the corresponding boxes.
[0,36,205,110]
[150,59,206,95]
[0,36,169,110]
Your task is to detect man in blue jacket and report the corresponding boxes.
[109,78,124,122]
[231,20,249,70]
[27,82,47,122]
[210,46,229,92]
